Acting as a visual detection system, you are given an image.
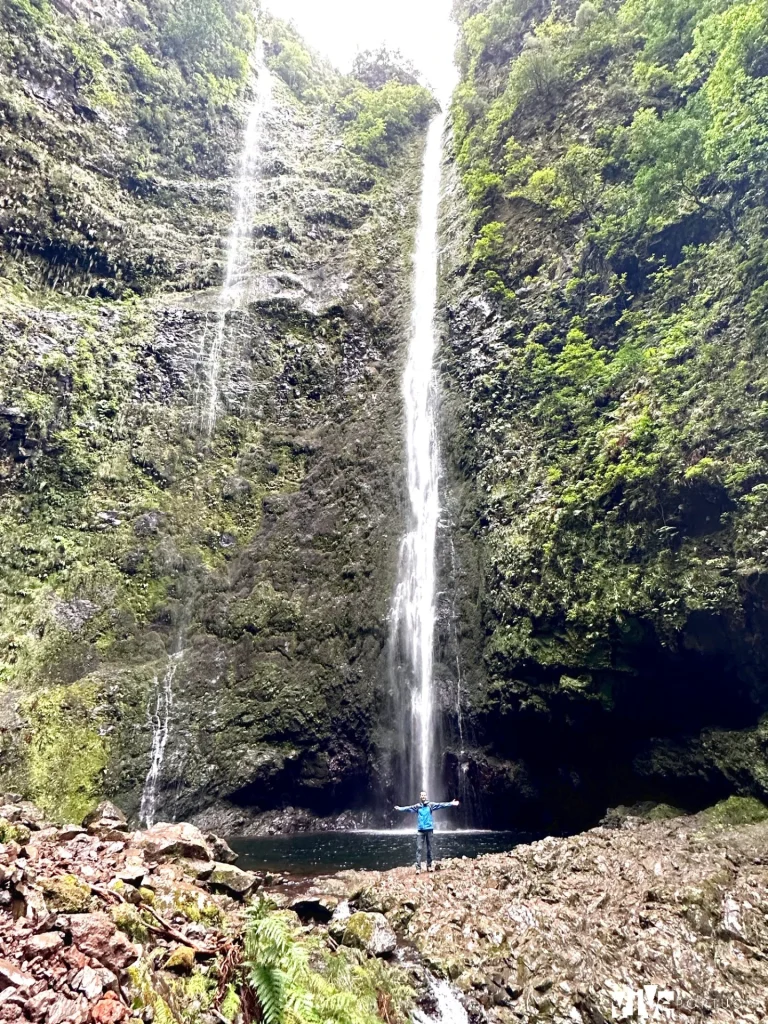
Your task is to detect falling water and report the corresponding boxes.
[140,651,183,828]
[390,109,448,799]
[200,43,274,435]
[413,977,469,1024]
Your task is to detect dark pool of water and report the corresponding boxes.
[228,829,531,877]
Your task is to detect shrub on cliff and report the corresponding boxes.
[337,81,437,166]
[351,47,420,89]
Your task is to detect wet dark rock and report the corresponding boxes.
[289,895,339,923]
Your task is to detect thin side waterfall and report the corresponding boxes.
[390,109,448,800]
[140,650,184,828]
[199,43,274,436]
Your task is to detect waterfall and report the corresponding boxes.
[140,650,184,828]
[199,42,274,436]
[414,977,469,1024]
[390,109,448,799]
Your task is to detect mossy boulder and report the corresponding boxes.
[208,863,257,899]
[702,796,768,826]
[165,946,196,973]
[40,874,92,913]
[341,912,397,957]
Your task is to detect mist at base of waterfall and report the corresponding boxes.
[228,829,532,876]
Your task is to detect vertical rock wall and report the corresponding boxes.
[0,0,425,825]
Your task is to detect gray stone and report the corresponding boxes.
[208,862,257,898]
[341,912,397,957]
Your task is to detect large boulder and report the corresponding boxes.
[133,823,212,862]
[206,832,238,865]
[68,913,138,973]
[83,802,129,838]
[341,912,397,957]
[207,863,258,898]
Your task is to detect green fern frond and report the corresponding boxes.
[250,964,285,1024]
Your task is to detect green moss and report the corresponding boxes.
[41,873,92,912]
[0,818,31,845]
[646,803,686,821]
[342,912,376,948]
[702,796,768,825]
[165,946,196,973]
[111,904,151,944]
[173,890,223,926]
[23,680,109,824]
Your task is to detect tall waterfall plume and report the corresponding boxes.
[199,43,274,435]
[390,109,448,800]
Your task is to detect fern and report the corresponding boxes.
[250,964,285,1024]
[242,907,414,1024]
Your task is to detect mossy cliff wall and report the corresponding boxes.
[0,0,428,824]
[437,0,768,829]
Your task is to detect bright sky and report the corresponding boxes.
[263,0,459,100]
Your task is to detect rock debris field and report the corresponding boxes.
[0,796,765,1024]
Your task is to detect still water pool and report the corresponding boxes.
[228,829,531,877]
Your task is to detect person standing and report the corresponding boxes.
[394,791,459,872]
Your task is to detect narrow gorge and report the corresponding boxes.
[3,0,768,845]
[3,1,768,1023]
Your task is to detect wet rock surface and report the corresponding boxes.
[328,812,768,1023]
[0,0,424,828]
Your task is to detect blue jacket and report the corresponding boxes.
[395,801,454,831]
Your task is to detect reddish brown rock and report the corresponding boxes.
[90,993,127,1024]
[23,991,56,1022]
[23,931,64,959]
[47,993,88,1024]
[67,915,137,973]
[0,960,33,993]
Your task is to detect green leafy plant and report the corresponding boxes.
[240,905,413,1024]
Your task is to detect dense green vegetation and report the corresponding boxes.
[1,0,257,172]
[449,0,768,683]
[267,31,436,165]
[239,905,413,1024]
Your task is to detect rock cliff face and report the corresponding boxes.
[5,0,768,834]
[436,0,768,829]
[0,0,425,824]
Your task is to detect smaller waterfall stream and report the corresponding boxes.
[414,977,469,1024]
[200,44,274,435]
[390,108,448,798]
[140,650,184,827]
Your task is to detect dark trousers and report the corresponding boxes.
[415,829,434,867]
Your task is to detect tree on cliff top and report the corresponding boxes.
[352,47,420,89]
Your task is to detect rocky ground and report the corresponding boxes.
[293,801,768,1024]
[0,798,268,1024]
[1,796,766,1024]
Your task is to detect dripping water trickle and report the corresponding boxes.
[390,107,449,798]
[199,42,274,436]
[140,650,184,828]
